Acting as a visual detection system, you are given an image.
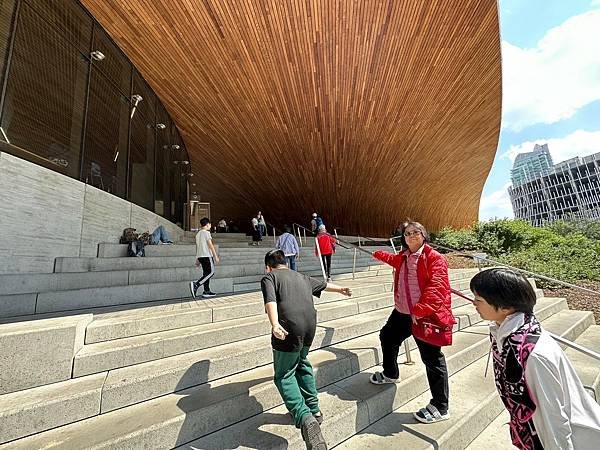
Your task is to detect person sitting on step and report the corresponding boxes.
[470,268,600,450]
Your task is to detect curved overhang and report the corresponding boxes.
[81,0,502,236]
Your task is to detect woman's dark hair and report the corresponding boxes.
[265,249,287,268]
[470,268,536,314]
[398,220,430,249]
[200,217,210,227]
[283,224,292,233]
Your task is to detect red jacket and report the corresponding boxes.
[315,233,336,256]
[373,245,455,329]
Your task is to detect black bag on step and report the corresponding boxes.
[127,240,145,257]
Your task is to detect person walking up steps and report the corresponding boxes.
[315,225,336,281]
[276,225,300,270]
[261,249,352,450]
[190,217,220,298]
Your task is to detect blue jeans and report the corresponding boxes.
[151,225,171,245]
[286,255,297,271]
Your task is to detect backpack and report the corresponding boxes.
[315,216,324,228]
[120,228,138,244]
[127,240,145,257]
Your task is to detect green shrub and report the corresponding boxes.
[432,226,479,251]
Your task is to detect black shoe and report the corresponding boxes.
[202,291,217,298]
[300,414,327,450]
[313,411,324,425]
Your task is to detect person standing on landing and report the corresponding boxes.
[261,249,352,450]
[190,217,220,299]
[370,221,455,424]
[315,225,336,282]
[276,225,300,270]
[470,268,600,450]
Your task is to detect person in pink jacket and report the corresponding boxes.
[371,221,455,424]
[314,224,336,281]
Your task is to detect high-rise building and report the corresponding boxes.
[511,143,554,186]
[509,150,600,226]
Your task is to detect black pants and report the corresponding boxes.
[321,254,332,278]
[194,257,215,293]
[380,309,449,414]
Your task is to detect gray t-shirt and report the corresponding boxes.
[195,229,212,258]
[261,269,327,352]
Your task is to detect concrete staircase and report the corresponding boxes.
[0,240,597,449]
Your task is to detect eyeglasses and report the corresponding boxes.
[404,230,422,237]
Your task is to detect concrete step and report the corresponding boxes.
[0,296,567,446]
[54,251,377,273]
[180,299,577,449]
[72,292,398,377]
[4,256,378,294]
[0,263,390,318]
[85,283,392,343]
[334,308,596,450]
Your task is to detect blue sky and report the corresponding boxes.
[478,0,600,219]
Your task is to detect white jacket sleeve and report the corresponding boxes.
[525,352,574,450]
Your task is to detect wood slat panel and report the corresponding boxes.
[80,0,502,235]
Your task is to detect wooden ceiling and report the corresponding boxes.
[81,0,502,236]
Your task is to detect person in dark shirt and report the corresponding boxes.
[261,250,352,450]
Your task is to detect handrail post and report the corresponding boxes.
[296,225,303,247]
[404,341,414,365]
[334,228,338,239]
[352,247,357,280]
[315,235,327,280]
[390,238,397,255]
[273,226,276,246]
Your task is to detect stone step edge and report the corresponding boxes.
[181,307,594,450]
[0,297,569,446]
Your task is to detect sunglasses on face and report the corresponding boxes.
[404,230,422,237]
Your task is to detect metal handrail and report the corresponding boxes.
[417,241,600,298]
[452,290,600,362]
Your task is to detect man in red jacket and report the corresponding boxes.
[370,221,455,424]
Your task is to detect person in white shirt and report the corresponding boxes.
[470,268,600,450]
[190,217,220,298]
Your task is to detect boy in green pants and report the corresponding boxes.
[261,250,352,450]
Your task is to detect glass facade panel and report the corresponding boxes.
[0,0,16,88]
[24,0,92,53]
[154,104,171,216]
[91,25,131,94]
[0,0,190,225]
[82,69,129,197]
[128,111,155,210]
[1,2,87,178]
[132,69,156,122]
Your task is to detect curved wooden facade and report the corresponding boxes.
[81,0,502,236]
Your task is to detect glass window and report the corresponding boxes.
[0,0,16,89]
[82,69,129,197]
[128,111,155,211]
[23,0,92,53]
[91,25,130,94]
[154,104,171,216]
[132,69,156,122]
[0,2,88,178]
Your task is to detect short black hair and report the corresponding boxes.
[264,249,287,268]
[470,268,536,314]
[283,224,292,233]
[200,217,210,227]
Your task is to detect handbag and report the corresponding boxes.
[411,317,453,347]
[402,252,453,346]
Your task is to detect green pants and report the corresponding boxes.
[273,346,320,427]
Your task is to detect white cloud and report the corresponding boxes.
[479,182,514,220]
[502,10,600,131]
[502,129,600,163]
